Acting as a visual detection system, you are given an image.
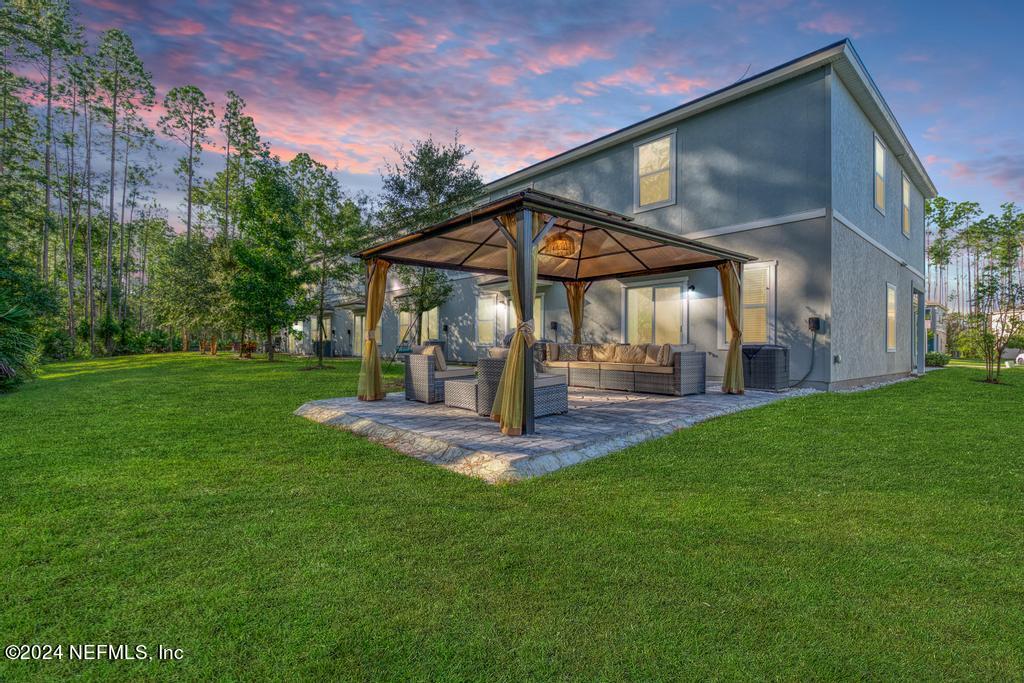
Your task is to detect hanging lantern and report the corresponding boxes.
[544,230,577,257]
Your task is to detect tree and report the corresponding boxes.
[158,85,214,243]
[230,161,312,361]
[377,134,483,343]
[288,153,368,367]
[146,235,217,352]
[969,203,1024,383]
[17,0,76,283]
[95,29,153,353]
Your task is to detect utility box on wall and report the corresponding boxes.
[742,344,790,391]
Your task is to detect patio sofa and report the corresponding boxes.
[540,342,706,396]
[403,345,474,403]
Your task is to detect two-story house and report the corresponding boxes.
[323,39,934,390]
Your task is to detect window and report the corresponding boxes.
[742,266,772,344]
[352,314,380,348]
[509,295,544,339]
[886,283,897,352]
[476,294,496,344]
[626,283,685,345]
[634,132,675,211]
[314,314,331,342]
[719,263,775,347]
[420,306,440,341]
[874,135,886,214]
[398,309,416,342]
[902,174,911,237]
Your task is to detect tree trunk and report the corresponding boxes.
[223,134,230,240]
[317,258,326,368]
[42,52,53,281]
[118,137,130,324]
[65,83,78,341]
[186,118,193,242]
[105,63,120,354]
[182,329,189,353]
[139,228,148,329]
[211,336,218,356]
[84,102,95,354]
[266,326,274,362]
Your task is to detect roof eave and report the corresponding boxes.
[485,39,937,199]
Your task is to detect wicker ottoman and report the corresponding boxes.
[476,358,569,418]
[444,378,479,412]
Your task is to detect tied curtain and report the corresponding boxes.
[717,261,744,394]
[563,281,587,344]
[357,258,391,401]
[490,213,538,436]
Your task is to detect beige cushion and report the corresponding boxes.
[409,344,425,354]
[557,344,580,361]
[543,360,570,368]
[659,344,674,366]
[642,344,663,365]
[487,346,510,359]
[571,361,601,369]
[535,373,567,388]
[598,362,634,371]
[634,364,673,375]
[436,368,474,379]
[545,342,559,362]
[592,342,618,362]
[421,344,446,371]
[577,345,594,361]
[614,344,648,364]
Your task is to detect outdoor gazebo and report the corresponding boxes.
[354,189,753,436]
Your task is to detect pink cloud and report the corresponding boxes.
[799,12,865,38]
[154,18,205,37]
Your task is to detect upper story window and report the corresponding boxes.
[634,132,676,211]
[873,135,886,214]
[901,174,911,237]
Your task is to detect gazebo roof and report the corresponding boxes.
[356,189,752,282]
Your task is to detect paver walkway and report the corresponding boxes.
[296,386,816,483]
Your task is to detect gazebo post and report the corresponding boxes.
[516,208,535,435]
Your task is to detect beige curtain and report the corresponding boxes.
[717,261,744,394]
[491,213,538,436]
[357,258,391,401]
[564,281,587,344]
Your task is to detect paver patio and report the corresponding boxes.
[296,385,816,482]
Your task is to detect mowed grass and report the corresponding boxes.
[1,354,1022,680]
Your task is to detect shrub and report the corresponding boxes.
[41,329,76,360]
[0,299,39,392]
[925,352,950,367]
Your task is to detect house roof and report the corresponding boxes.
[485,39,937,199]
[356,189,752,282]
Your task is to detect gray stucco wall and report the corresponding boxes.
[830,219,922,382]
[831,75,926,273]
[498,67,830,237]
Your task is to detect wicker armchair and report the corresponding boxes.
[476,357,569,418]
[404,354,474,403]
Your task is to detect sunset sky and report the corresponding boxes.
[77,0,1024,226]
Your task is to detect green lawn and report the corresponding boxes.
[2,354,1022,680]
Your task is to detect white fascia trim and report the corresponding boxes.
[684,208,826,240]
[833,210,926,280]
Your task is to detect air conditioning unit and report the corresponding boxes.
[741,344,789,391]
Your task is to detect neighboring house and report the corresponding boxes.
[926,302,947,353]
[330,39,934,390]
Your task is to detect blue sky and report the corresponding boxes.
[77,0,1024,224]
